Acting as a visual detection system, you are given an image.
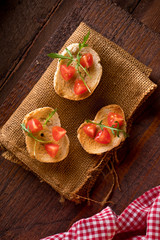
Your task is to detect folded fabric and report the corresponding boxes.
[41,186,160,240]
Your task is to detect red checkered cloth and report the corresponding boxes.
[41,186,160,240]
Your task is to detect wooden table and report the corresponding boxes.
[0,1,160,239]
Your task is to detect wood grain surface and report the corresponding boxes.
[0,0,60,86]
[0,0,160,239]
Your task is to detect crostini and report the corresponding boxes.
[21,107,69,163]
[48,32,102,100]
[77,105,127,154]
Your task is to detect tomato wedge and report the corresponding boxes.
[74,79,88,95]
[26,118,43,133]
[52,126,66,141]
[45,143,59,158]
[107,112,123,128]
[80,53,93,68]
[83,123,97,138]
[60,64,75,81]
[95,128,111,144]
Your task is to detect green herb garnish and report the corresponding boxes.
[78,31,90,51]
[86,120,128,138]
[47,53,72,60]
[21,123,52,143]
[43,108,57,126]
[48,31,91,93]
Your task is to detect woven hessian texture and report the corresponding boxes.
[0,23,157,203]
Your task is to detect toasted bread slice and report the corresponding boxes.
[22,107,69,163]
[77,105,127,154]
[54,43,102,100]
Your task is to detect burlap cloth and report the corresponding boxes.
[0,23,157,203]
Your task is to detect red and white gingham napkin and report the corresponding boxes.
[41,186,160,240]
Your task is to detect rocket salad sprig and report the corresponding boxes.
[21,123,52,143]
[85,120,128,138]
[43,108,57,127]
[21,110,57,143]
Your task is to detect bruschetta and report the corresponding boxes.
[48,32,102,100]
[77,105,127,154]
[21,107,69,163]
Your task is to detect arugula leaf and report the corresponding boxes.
[77,68,91,93]
[65,48,73,58]
[21,123,52,143]
[43,108,57,126]
[77,61,91,79]
[67,60,73,66]
[77,52,81,63]
[83,31,90,43]
[75,64,79,70]
[85,120,128,138]
[47,53,72,60]
[79,31,90,51]
[111,124,116,136]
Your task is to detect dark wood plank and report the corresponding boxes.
[114,0,160,33]
[0,0,160,239]
[133,0,160,33]
[0,0,62,88]
[1,0,159,93]
[112,0,140,13]
[0,0,77,93]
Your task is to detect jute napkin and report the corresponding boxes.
[0,23,157,203]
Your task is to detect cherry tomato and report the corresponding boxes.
[26,119,43,133]
[52,126,66,141]
[60,64,75,81]
[83,124,97,138]
[107,112,123,128]
[80,53,93,68]
[74,79,88,95]
[95,128,111,144]
[45,143,59,158]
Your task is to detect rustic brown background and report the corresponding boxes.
[0,0,160,239]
